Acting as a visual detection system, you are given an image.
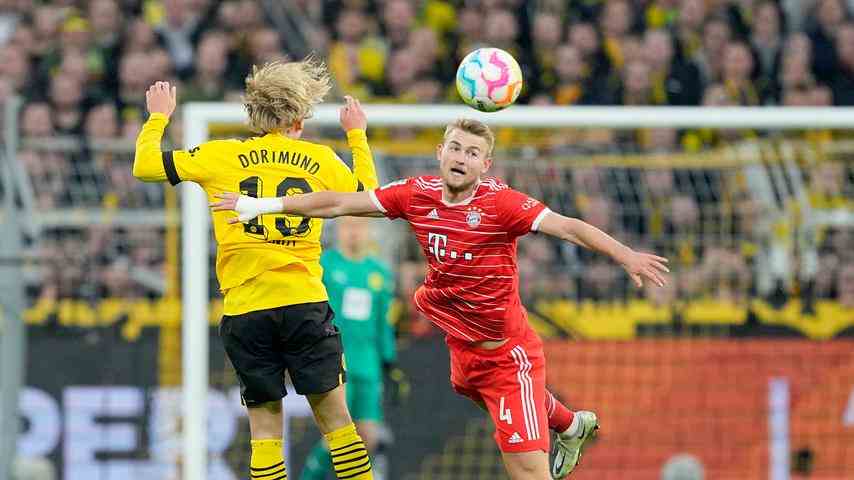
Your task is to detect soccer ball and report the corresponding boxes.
[456,48,523,112]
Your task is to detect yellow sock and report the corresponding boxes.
[325,423,373,479]
[250,439,286,479]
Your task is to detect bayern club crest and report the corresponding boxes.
[465,207,483,229]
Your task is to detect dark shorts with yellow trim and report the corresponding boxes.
[219,301,346,406]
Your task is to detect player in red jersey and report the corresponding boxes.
[212,119,669,479]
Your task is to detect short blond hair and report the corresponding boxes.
[443,118,495,156]
[243,56,331,133]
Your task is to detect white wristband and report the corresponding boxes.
[256,196,283,215]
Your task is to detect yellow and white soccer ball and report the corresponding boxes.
[456,48,523,112]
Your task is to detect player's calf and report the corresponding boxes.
[502,450,552,480]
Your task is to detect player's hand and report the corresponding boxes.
[146,81,177,118]
[339,95,367,132]
[211,192,264,224]
[621,251,669,288]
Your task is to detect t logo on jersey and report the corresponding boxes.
[428,232,447,262]
[428,232,473,263]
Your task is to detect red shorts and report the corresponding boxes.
[446,326,549,453]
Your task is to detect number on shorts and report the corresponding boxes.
[499,396,513,425]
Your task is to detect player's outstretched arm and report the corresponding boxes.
[210,191,383,222]
[133,81,178,182]
[537,211,669,288]
[339,95,379,190]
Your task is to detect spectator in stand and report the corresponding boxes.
[599,0,635,72]
[156,0,210,78]
[669,195,701,267]
[148,48,175,87]
[20,102,54,137]
[809,161,849,210]
[124,18,158,55]
[567,21,610,81]
[831,22,854,104]
[675,0,707,59]
[643,29,702,105]
[751,1,786,103]
[18,147,70,209]
[31,4,62,60]
[382,0,416,51]
[578,195,625,300]
[641,128,680,154]
[483,9,520,56]
[722,41,760,105]
[380,47,419,102]
[0,43,30,96]
[618,59,655,105]
[328,8,385,99]
[89,0,122,52]
[455,4,485,59]
[84,102,119,140]
[249,28,288,65]
[183,31,230,102]
[409,27,451,86]
[551,43,599,105]
[6,19,34,57]
[780,33,815,91]
[694,16,732,85]
[639,167,676,248]
[530,11,563,94]
[806,0,849,84]
[49,73,85,134]
[116,51,150,129]
[699,247,752,303]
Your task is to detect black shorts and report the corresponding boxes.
[219,301,346,406]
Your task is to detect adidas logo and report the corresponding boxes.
[427,209,440,219]
[508,432,524,444]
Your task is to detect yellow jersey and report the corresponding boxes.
[133,112,379,315]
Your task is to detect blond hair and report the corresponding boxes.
[243,56,331,133]
[443,118,496,156]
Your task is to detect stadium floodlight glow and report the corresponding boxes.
[181,103,854,480]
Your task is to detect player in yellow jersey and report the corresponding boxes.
[133,58,377,480]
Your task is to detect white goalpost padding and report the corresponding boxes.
[181,104,854,480]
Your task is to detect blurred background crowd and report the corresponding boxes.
[4,0,854,134]
[0,0,851,338]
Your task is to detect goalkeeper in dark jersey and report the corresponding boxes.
[133,58,378,480]
[301,216,397,480]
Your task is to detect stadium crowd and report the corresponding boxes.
[1,0,851,334]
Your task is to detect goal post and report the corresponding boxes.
[180,104,854,480]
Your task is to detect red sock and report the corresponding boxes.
[546,390,574,433]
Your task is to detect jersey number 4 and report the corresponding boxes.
[499,396,513,425]
[239,176,314,240]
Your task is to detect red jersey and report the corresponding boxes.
[369,176,550,342]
